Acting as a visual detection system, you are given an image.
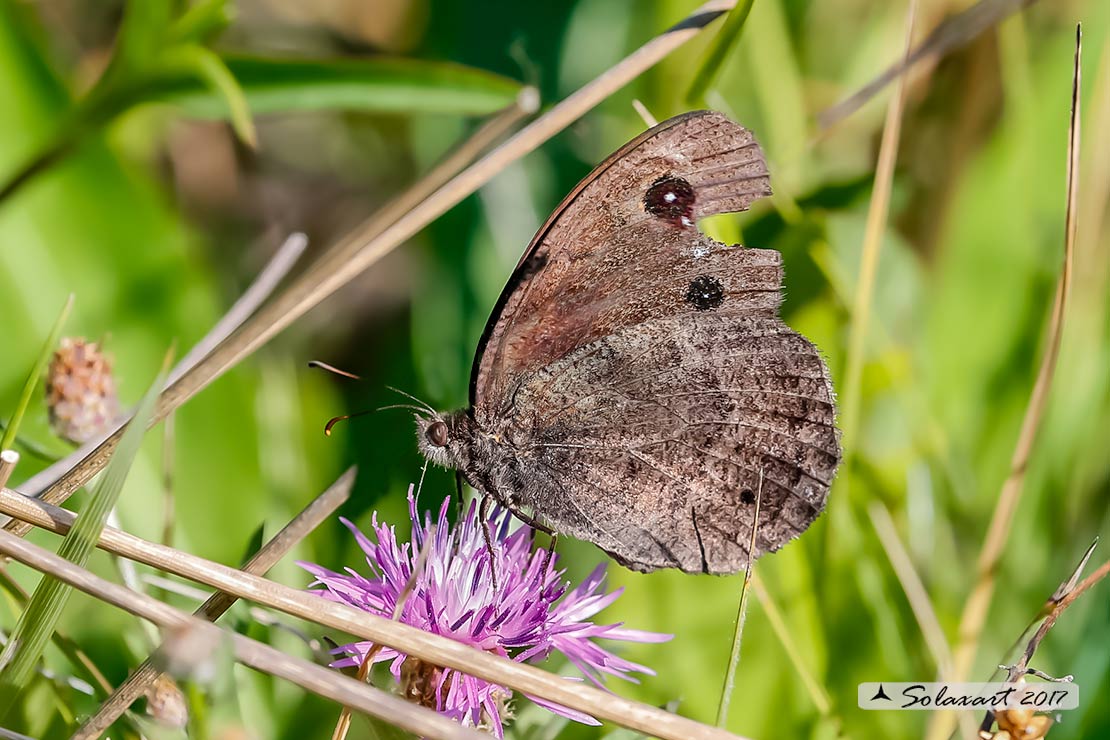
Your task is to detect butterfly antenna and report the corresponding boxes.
[376,403,431,416]
[385,385,437,416]
[323,409,378,436]
[307,360,362,380]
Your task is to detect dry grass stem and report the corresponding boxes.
[72,467,355,738]
[0,528,487,740]
[946,19,1081,687]
[868,502,953,677]
[0,486,749,740]
[869,502,980,740]
[1049,538,1098,605]
[0,451,19,491]
[750,574,833,716]
[818,0,1040,129]
[840,0,918,455]
[932,25,1082,740]
[160,413,175,547]
[15,0,737,522]
[168,232,311,386]
[632,99,659,127]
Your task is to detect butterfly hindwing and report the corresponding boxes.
[501,270,839,573]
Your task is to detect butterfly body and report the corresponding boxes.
[417,111,841,575]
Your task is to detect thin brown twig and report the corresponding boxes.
[932,24,1082,740]
[0,527,486,740]
[988,538,1099,689]
[14,0,737,523]
[1006,558,1110,680]
[0,486,749,740]
[71,467,355,739]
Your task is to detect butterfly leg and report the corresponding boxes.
[501,504,560,569]
[479,494,499,588]
[505,505,555,536]
[541,533,559,575]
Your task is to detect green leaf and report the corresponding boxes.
[113,0,176,76]
[0,352,171,715]
[685,0,756,105]
[0,294,72,452]
[160,45,257,146]
[150,54,523,118]
[170,0,234,45]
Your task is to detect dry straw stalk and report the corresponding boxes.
[0,486,748,740]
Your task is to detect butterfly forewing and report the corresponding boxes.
[471,111,772,413]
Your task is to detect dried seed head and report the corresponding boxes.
[990,706,1053,740]
[145,674,188,729]
[45,337,121,444]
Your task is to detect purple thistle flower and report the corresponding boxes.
[298,490,671,736]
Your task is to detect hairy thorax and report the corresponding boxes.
[415,409,534,509]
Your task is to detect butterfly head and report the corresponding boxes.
[415,410,473,471]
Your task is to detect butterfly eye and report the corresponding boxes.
[426,420,449,447]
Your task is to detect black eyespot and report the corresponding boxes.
[685,275,725,311]
[426,420,449,447]
[740,489,756,505]
[643,175,696,227]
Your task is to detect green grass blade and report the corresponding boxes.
[114,0,175,74]
[715,471,763,727]
[0,294,73,453]
[151,55,523,117]
[0,352,170,715]
[685,0,756,105]
[162,45,258,147]
[170,0,234,44]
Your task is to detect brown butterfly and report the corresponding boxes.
[417,111,840,574]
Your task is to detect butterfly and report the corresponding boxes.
[416,111,840,574]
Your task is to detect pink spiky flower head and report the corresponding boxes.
[298,491,671,736]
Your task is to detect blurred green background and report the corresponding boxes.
[1,0,1109,738]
